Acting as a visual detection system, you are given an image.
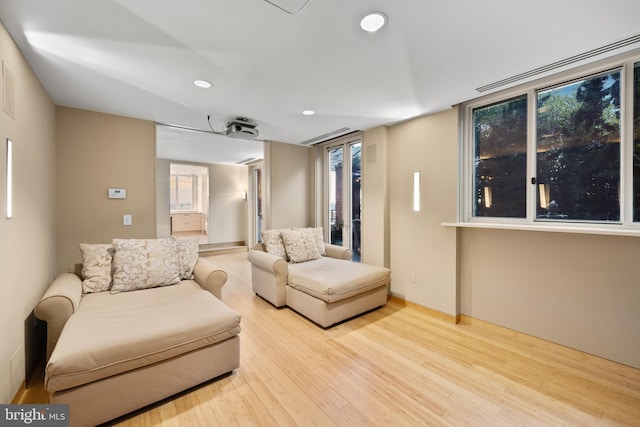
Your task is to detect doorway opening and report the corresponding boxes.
[253,165,263,244]
[327,140,361,262]
[169,163,209,244]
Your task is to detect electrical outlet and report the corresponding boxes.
[409,272,417,284]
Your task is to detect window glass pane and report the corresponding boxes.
[170,175,195,211]
[536,70,620,221]
[473,95,527,218]
[328,146,343,245]
[169,175,177,210]
[177,175,194,210]
[350,142,361,262]
[634,62,640,221]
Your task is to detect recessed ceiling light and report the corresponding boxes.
[193,79,212,89]
[302,110,315,116]
[360,12,387,32]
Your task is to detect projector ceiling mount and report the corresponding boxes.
[206,115,261,141]
[158,115,262,141]
[222,117,260,140]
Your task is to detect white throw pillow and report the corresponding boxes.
[173,237,199,279]
[111,238,180,292]
[261,229,288,260]
[310,227,326,256]
[280,228,321,263]
[79,243,114,293]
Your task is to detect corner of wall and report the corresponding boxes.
[362,126,390,268]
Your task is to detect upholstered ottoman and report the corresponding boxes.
[248,227,390,327]
[285,256,390,327]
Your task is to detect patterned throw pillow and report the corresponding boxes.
[280,228,322,263]
[173,237,199,279]
[79,243,114,293]
[111,238,180,292]
[310,227,326,256]
[261,229,288,260]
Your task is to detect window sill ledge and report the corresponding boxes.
[442,221,640,238]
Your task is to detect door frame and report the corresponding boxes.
[318,132,363,258]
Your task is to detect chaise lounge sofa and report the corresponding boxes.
[248,228,390,327]
[35,237,241,427]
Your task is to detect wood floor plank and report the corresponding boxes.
[17,252,640,426]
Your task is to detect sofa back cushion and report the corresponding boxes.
[111,238,180,292]
[79,243,114,293]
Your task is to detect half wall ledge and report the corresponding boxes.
[442,222,640,238]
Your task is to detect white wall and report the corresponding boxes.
[265,141,314,229]
[208,163,248,244]
[0,22,56,403]
[155,159,171,237]
[388,109,459,315]
[362,126,390,267]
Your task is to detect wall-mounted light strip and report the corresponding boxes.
[413,171,421,212]
[6,138,13,219]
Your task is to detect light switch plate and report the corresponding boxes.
[123,214,132,226]
[108,188,126,199]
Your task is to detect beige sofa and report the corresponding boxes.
[35,238,241,427]
[248,228,390,327]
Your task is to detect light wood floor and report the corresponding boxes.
[18,252,640,426]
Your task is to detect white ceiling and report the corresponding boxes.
[1,0,640,164]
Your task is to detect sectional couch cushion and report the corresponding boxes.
[287,256,390,303]
[45,281,241,392]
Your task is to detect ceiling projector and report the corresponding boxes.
[225,117,259,140]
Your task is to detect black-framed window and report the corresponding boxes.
[473,95,527,218]
[536,70,621,222]
[466,57,640,227]
[634,62,640,222]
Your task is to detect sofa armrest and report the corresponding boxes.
[193,258,228,300]
[34,273,83,361]
[324,243,353,260]
[247,249,288,307]
[247,249,286,273]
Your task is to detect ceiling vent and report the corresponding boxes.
[476,33,640,93]
[237,157,258,165]
[225,117,259,140]
[300,127,352,145]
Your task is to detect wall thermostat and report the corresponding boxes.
[108,188,126,199]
